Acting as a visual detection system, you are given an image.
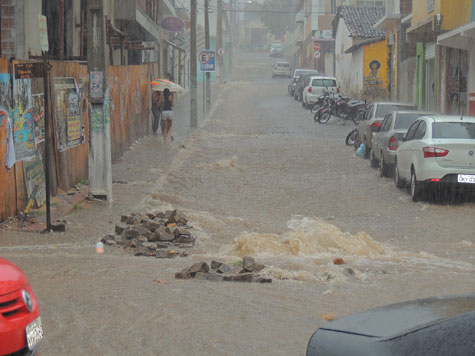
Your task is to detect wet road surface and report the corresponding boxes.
[1,52,474,355]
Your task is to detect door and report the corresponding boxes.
[425,59,435,111]
[398,120,421,179]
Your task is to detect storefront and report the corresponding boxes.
[438,22,475,116]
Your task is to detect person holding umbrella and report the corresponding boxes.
[150,79,184,141]
[161,88,174,141]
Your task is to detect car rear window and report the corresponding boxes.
[295,70,318,77]
[277,63,289,67]
[376,105,415,118]
[432,122,475,139]
[312,79,336,87]
[394,114,421,130]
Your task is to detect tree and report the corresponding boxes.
[259,0,297,39]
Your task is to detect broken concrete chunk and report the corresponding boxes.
[243,256,255,272]
[206,273,224,282]
[231,273,254,282]
[142,220,161,232]
[194,272,208,280]
[175,234,195,244]
[254,263,266,273]
[121,215,135,224]
[175,270,192,279]
[101,234,116,245]
[255,277,272,284]
[115,223,127,235]
[210,260,223,270]
[217,264,231,274]
[189,262,209,274]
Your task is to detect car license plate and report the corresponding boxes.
[26,317,43,350]
[458,174,475,183]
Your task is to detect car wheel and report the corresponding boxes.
[346,129,357,146]
[394,160,404,188]
[410,168,424,202]
[370,149,378,168]
[379,153,389,177]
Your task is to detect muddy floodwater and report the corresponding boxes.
[1,52,474,355]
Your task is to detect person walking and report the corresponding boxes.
[161,88,174,141]
[151,91,161,135]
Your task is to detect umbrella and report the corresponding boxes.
[150,79,184,93]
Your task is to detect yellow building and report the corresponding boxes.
[407,0,475,114]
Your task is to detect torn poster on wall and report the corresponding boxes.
[32,94,45,144]
[53,77,85,151]
[12,78,36,162]
[0,73,15,169]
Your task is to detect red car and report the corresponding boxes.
[0,257,43,356]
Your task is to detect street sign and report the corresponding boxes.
[313,43,320,52]
[39,15,49,52]
[314,51,321,59]
[217,48,225,56]
[199,50,216,72]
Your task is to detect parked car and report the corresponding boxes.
[394,115,475,201]
[307,293,475,356]
[355,102,417,157]
[272,62,291,78]
[371,111,434,176]
[269,43,284,57]
[302,76,338,109]
[0,257,43,355]
[288,69,319,96]
[293,73,317,102]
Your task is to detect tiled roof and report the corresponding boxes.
[336,6,385,38]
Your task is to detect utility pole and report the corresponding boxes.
[86,0,112,200]
[190,0,198,128]
[204,0,211,110]
[217,0,223,84]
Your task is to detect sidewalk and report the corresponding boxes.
[1,80,221,233]
[173,80,218,139]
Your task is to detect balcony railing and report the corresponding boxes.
[136,0,160,23]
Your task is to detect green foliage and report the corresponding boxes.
[231,260,243,267]
[259,0,297,38]
[77,178,89,185]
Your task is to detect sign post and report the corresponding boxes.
[199,50,216,114]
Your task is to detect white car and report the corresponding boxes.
[394,115,475,201]
[302,76,338,110]
[272,62,291,78]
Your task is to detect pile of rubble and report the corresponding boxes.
[101,210,196,258]
[175,256,272,283]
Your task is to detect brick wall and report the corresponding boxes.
[1,0,16,58]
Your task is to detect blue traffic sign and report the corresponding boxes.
[199,50,216,72]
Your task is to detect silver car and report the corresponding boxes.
[355,102,416,158]
[394,115,475,201]
[371,111,434,177]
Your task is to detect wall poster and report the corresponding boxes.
[12,78,36,162]
[23,152,46,208]
[32,94,45,144]
[53,77,84,151]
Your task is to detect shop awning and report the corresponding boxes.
[406,16,441,43]
[437,21,475,50]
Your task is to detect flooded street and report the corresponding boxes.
[1,52,475,355]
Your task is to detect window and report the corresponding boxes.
[432,122,475,139]
[405,121,421,141]
[394,114,423,130]
[312,79,337,87]
[414,121,427,140]
[427,0,434,13]
[364,106,375,121]
[331,0,336,14]
[356,0,385,7]
[381,115,392,132]
[375,104,416,118]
